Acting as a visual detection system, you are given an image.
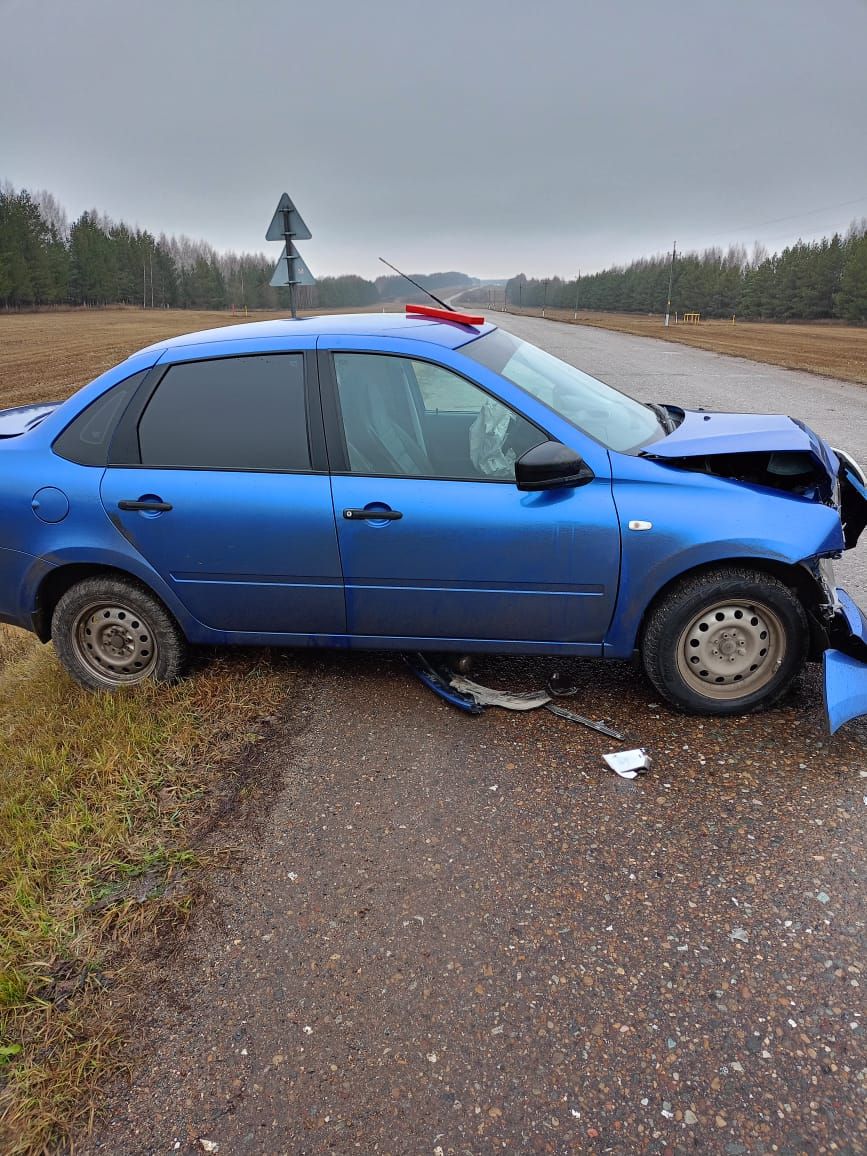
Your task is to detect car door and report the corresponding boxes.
[100,347,345,636]
[319,347,620,650]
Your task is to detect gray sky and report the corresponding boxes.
[2,0,866,280]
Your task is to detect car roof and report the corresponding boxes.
[136,312,498,354]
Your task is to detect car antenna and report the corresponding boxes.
[378,257,455,311]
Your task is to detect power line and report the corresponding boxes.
[681,194,867,248]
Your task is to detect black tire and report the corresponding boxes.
[641,566,808,715]
[52,576,188,691]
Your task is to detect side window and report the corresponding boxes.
[53,371,146,466]
[333,353,543,480]
[138,354,309,471]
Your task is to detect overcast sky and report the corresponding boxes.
[2,0,866,280]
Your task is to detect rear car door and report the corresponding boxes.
[320,347,620,649]
[100,346,345,636]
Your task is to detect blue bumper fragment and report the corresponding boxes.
[824,588,867,733]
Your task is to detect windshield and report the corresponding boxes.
[463,329,662,453]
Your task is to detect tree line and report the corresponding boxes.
[0,183,471,312]
[508,226,867,322]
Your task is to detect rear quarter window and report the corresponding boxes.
[52,371,147,466]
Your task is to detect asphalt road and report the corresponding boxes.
[83,323,866,1156]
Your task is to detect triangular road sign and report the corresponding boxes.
[266,193,312,241]
[270,243,316,287]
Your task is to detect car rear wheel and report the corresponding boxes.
[52,576,187,691]
[641,567,808,715]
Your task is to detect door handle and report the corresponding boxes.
[343,507,402,521]
[118,499,173,512]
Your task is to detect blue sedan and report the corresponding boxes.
[2,304,867,730]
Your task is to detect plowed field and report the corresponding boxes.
[0,309,293,407]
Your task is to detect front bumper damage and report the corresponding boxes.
[824,589,867,734]
[822,456,867,733]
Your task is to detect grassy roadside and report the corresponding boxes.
[502,307,867,386]
[0,625,288,1154]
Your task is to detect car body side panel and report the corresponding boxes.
[605,453,846,657]
[0,445,177,626]
[330,474,619,646]
[0,546,39,628]
[99,467,346,634]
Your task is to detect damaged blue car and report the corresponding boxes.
[1,305,866,731]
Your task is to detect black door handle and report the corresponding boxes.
[118,500,173,512]
[343,507,402,521]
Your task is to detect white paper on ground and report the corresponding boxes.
[603,748,652,778]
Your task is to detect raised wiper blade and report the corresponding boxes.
[645,401,675,435]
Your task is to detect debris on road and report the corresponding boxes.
[450,673,550,711]
[546,670,579,696]
[545,702,624,740]
[406,653,626,739]
[602,749,652,778]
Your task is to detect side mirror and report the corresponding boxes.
[515,441,594,492]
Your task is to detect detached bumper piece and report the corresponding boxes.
[405,652,625,739]
[824,589,867,733]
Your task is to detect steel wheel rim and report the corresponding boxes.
[675,598,785,701]
[72,601,158,686]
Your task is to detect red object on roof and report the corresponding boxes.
[405,303,485,325]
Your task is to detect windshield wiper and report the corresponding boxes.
[645,401,675,435]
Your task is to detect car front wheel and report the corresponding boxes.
[52,576,187,691]
[641,567,808,715]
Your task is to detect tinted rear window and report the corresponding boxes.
[138,354,309,471]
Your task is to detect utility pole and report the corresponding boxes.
[149,251,154,309]
[542,278,549,317]
[573,269,581,319]
[142,261,146,309]
[664,240,676,327]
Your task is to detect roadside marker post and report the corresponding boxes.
[664,240,676,327]
[266,192,315,319]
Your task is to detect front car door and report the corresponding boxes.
[100,343,345,638]
[319,343,620,652]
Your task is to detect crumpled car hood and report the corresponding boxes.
[643,409,836,468]
[640,408,867,550]
[0,402,59,438]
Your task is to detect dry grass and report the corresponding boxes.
[0,636,287,1154]
[509,307,867,386]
